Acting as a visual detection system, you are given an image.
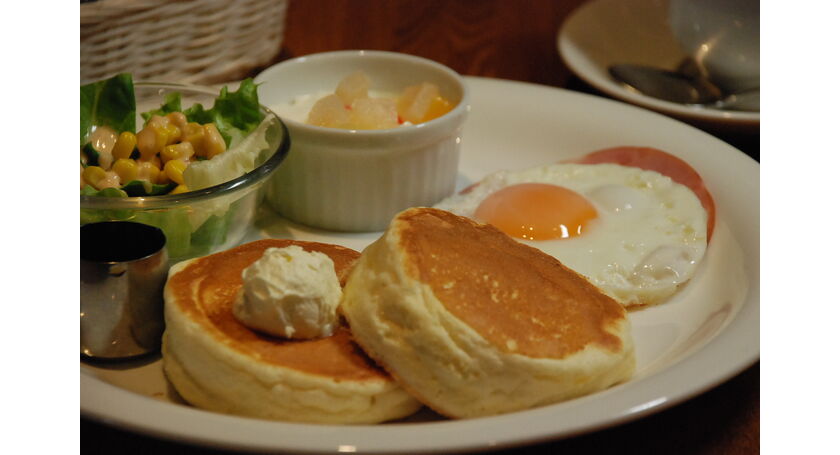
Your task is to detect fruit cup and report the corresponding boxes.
[255,50,469,232]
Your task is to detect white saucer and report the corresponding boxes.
[558,0,759,133]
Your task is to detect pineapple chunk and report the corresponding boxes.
[304,72,455,130]
[335,71,371,106]
[397,82,439,124]
[308,94,351,128]
[349,98,399,130]
[423,95,454,122]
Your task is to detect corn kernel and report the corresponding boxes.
[147,115,181,145]
[180,142,195,160]
[83,166,106,187]
[87,126,118,155]
[145,115,168,130]
[137,116,181,159]
[157,171,171,185]
[161,145,179,163]
[112,132,138,160]
[163,122,181,145]
[112,158,138,183]
[97,171,121,190]
[136,161,160,183]
[170,184,189,195]
[203,123,226,158]
[98,150,114,171]
[164,159,188,184]
[136,126,162,160]
[166,112,187,132]
[181,123,205,155]
[161,142,195,164]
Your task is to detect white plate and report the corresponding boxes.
[557,0,759,133]
[81,77,759,454]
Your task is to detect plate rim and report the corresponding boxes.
[81,76,759,454]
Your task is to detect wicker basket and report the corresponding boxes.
[81,0,289,85]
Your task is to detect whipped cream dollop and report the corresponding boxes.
[232,245,342,339]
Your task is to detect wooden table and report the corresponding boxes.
[81,1,759,453]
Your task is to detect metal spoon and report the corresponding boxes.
[608,59,759,112]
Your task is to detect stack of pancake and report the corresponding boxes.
[162,239,421,424]
[162,208,635,422]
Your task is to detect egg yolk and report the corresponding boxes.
[474,183,598,240]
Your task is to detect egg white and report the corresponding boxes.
[434,163,708,307]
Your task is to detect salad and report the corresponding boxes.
[80,74,287,261]
[80,73,266,197]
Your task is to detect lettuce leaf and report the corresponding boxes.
[81,181,176,198]
[182,79,265,148]
[81,185,128,198]
[80,73,135,145]
[140,92,182,122]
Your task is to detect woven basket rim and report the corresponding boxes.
[81,0,194,24]
[81,0,288,84]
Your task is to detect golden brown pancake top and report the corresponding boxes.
[168,239,390,382]
[397,208,626,359]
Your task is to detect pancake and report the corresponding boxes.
[162,239,422,424]
[340,208,635,418]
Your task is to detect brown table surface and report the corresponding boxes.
[81,1,759,453]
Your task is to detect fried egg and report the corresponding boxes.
[434,163,708,307]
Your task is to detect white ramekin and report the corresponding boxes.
[255,50,469,232]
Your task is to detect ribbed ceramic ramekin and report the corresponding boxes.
[255,50,469,232]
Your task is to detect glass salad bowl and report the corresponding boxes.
[80,82,290,263]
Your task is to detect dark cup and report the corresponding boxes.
[80,222,169,359]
